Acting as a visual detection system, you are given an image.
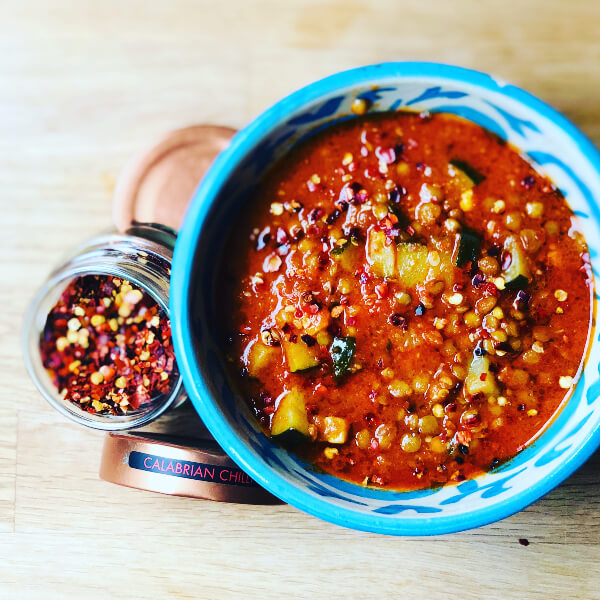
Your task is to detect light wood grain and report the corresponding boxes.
[2,0,600,597]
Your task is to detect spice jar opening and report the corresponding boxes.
[22,234,185,430]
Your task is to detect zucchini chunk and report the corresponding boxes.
[321,416,350,444]
[455,229,481,268]
[396,242,430,287]
[271,388,309,443]
[330,336,356,379]
[449,158,486,186]
[366,228,396,278]
[332,240,361,272]
[244,340,278,378]
[282,339,320,373]
[502,235,530,289]
[465,354,499,396]
[397,242,455,287]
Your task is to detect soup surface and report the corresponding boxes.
[219,111,592,490]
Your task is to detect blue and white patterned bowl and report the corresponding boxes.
[171,63,600,535]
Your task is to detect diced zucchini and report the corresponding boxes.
[465,354,499,396]
[282,339,320,373]
[332,240,360,272]
[455,229,481,268]
[396,243,430,287]
[244,340,278,378]
[271,388,309,443]
[321,416,349,444]
[396,242,455,287]
[449,158,486,186]
[502,235,530,289]
[366,228,396,278]
[330,336,356,379]
[367,235,456,287]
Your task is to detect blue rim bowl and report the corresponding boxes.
[171,62,600,535]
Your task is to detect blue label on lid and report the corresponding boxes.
[128,450,258,487]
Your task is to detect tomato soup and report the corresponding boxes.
[218,111,592,490]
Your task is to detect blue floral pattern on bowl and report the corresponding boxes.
[171,63,600,535]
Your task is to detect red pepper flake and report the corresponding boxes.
[471,273,485,288]
[521,175,536,190]
[380,217,393,230]
[389,313,407,328]
[275,227,289,245]
[456,430,472,445]
[364,167,380,180]
[317,252,330,268]
[39,275,177,416]
[375,146,396,165]
[256,227,271,250]
[375,283,388,298]
[479,372,488,381]
[305,302,321,314]
[308,207,324,223]
[482,282,500,297]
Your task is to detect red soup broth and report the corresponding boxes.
[217,111,592,491]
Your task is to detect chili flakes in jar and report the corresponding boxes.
[40,274,177,415]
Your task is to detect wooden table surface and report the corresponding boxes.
[2,1,600,597]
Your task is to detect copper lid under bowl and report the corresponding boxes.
[100,432,280,504]
[113,124,237,232]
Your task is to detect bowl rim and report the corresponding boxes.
[171,61,600,535]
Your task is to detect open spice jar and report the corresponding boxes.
[19,124,278,505]
[23,224,186,430]
[23,125,236,430]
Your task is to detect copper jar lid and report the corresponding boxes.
[100,432,280,504]
[113,124,237,232]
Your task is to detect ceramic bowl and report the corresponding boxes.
[171,62,600,535]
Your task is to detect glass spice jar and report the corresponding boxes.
[22,223,186,430]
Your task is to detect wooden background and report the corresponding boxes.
[2,1,600,597]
